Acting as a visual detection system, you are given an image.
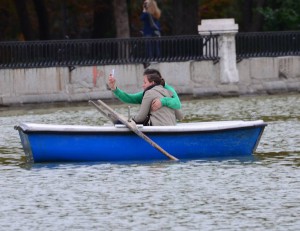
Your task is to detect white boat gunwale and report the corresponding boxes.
[15,120,267,134]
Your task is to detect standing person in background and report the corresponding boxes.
[140,0,161,58]
[140,0,161,37]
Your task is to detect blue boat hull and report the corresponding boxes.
[16,121,266,163]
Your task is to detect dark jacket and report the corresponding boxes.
[140,12,161,37]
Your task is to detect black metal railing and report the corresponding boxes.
[0,35,219,69]
[236,31,300,60]
[1,31,299,69]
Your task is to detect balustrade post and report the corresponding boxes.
[198,19,239,83]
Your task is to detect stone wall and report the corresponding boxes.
[0,56,299,106]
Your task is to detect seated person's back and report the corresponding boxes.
[133,84,176,126]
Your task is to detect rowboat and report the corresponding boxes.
[15,120,267,163]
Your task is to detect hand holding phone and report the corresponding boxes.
[108,69,116,90]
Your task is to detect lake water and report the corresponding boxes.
[0,94,299,231]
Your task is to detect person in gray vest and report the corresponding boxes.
[133,71,176,126]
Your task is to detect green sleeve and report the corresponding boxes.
[112,87,143,104]
[161,84,182,109]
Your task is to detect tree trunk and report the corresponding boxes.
[33,0,50,40]
[242,0,266,32]
[172,0,198,35]
[112,0,130,38]
[13,0,33,40]
[250,0,265,31]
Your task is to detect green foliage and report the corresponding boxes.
[258,0,300,31]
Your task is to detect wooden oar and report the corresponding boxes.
[89,100,120,124]
[89,100,178,161]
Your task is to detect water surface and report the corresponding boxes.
[0,94,299,231]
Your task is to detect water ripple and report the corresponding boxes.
[0,94,299,231]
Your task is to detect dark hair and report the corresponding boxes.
[143,68,161,77]
[143,68,165,86]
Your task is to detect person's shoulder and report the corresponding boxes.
[145,85,162,94]
[164,83,175,90]
[153,85,164,90]
[153,85,172,96]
